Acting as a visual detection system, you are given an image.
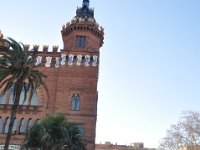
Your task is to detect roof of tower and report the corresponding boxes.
[75,0,95,20]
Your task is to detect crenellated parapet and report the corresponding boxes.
[61,17,104,47]
[24,44,99,68]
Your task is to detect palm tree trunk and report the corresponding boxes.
[4,84,22,150]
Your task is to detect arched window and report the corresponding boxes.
[0,93,7,104]
[9,85,14,105]
[19,84,29,105]
[4,117,10,133]
[31,92,39,106]
[13,118,18,134]
[75,95,80,111]
[71,95,76,111]
[27,118,33,129]
[19,118,25,134]
[0,117,2,133]
[71,95,80,111]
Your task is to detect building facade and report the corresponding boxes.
[0,0,104,150]
[178,145,200,150]
[95,142,156,150]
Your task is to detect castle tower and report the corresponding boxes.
[57,0,104,149]
[0,1,104,149]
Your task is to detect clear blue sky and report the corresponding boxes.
[1,0,200,148]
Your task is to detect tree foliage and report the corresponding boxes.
[159,111,200,150]
[0,37,47,150]
[21,114,86,150]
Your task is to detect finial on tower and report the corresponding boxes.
[75,0,94,19]
[83,0,89,7]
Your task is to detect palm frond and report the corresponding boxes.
[0,37,48,150]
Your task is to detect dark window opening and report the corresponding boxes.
[76,36,86,48]
[71,94,80,111]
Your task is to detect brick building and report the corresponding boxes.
[0,0,104,149]
[95,142,156,150]
[178,145,200,150]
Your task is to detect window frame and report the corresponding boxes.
[76,35,86,48]
[71,94,81,111]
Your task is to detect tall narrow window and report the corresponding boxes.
[71,95,76,111]
[31,92,39,106]
[71,95,80,111]
[4,117,10,133]
[9,85,14,105]
[13,118,18,134]
[19,118,25,134]
[27,118,33,129]
[0,93,7,104]
[9,84,38,106]
[0,117,2,133]
[19,84,29,105]
[75,95,80,111]
[76,36,86,48]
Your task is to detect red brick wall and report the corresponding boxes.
[0,19,104,150]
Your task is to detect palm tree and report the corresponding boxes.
[21,114,86,150]
[0,37,47,150]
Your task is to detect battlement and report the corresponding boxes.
[62,17,104,32]
[23,44,99,68]
[61,17,104,47]
[24,44,59,53]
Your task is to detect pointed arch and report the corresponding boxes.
[9,84,14,104]
[13,118,18,134]
[27,118,33,129]
[19,84,29,105]
[4,117,10,133]
[19,118,26,134]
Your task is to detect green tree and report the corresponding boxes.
[0,37,47,150]
[21,114,86,150]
